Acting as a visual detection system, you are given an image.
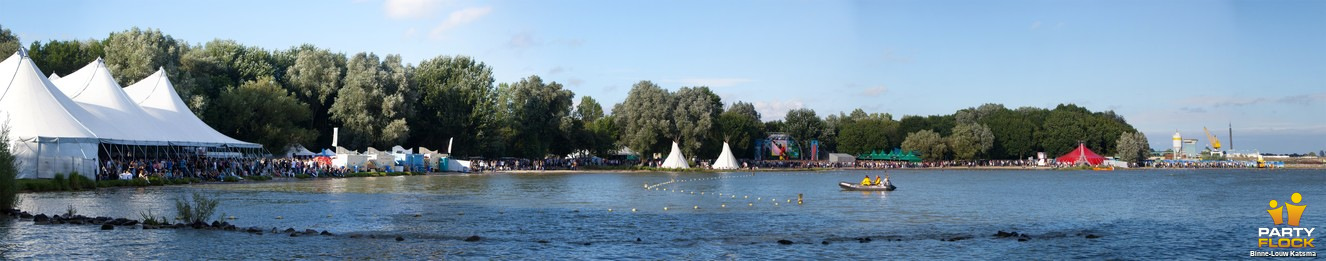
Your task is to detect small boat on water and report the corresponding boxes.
[1092,166,1114,171]
[839,182,896,191]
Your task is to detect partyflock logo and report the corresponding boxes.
[1251,193,1317,257]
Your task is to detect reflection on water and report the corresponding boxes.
[1,169,1323,259]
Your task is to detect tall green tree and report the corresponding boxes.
[27,39,105,77]
[329,52,413,150]
[979,107,1037,159]
[948,123,995,160]
[208,76,316,150]
[612,81,674,161]
[409,55,495,156]
[1115,132,1150,165]
[0,25,20,57]
[837,115,899,155]
[781,108,824,155]
[672,86,722,159]
[717,101,765,159]
[497,75,574,158]
[103,27,184,86]
[574,96,604,122]
[902,130,948,161]
[283,45,347,147]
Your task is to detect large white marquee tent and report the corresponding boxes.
[0,49,261,179]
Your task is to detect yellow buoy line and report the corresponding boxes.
[626,173,808,213]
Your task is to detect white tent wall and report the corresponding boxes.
[1,50,105,180]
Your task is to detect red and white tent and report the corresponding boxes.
[1055,143,1106,166]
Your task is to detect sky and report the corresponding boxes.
[2,0,1323,154]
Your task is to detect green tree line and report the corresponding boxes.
[1,26,1147,163]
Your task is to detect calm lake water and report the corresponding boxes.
[2,169,1323,259]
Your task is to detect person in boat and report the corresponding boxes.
[861,175,872,186]
[882,175,892,187]
[873,175,881,186]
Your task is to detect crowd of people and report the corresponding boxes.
[97,156,353,181]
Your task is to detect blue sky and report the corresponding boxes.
[2,0,1323,154]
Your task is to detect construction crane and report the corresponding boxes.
[1203,127,1222,151]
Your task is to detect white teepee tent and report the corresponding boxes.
[711,142,739,170]
[659,141,689,169]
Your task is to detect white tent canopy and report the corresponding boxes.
[2,49,265,179]
[51,58,172,145]
[711,142,740,170]
[122,67,260,148]
[660,141,689,169]
[0,50,101,179]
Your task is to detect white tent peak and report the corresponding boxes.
[711,142,739,170]
[660,141,689,169]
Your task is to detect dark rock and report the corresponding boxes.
[284,228,296,233]
[582,242,591,246]
[1085,234,1101,239]
[304,229,318,235]
[224,225,237,231]
[121,220,137,226]
[822,240,830,245]
[20,212,33,218]
[636,238,641,242]
[211,221,222,228]
[777,239,794,245]
[33,214,49,223]
[246,227,262,233]
[1018,237,1029,242]
[537,240,549,244]
[143,225,158,230]
[396,236,405,242]
[191,221,208,229]
[290,233,299,237]
[101,223,114,230]
[320,230,333,236]
[464,235,481,242]
[946,236,972,242]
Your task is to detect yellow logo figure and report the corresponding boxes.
[1267,193,1306,227]
[1269,199,1285,225]
[1287,193,1306,227]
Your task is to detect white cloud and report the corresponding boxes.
[754,100,805,122]
[861,85,888,97]
[430,6,492,39]
[567,78,585,86]
[1030,21,1042,30]
[670,78,753,88]
[384,0,447,19]
[509,31,538,49]
[548,66,566,74]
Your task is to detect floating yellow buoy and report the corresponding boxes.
[609,209,613,212]
[721,204,726,208]
[775,203,779,206]
[664,207,669,211]
[694,205,699,209]
[748,203,753,206]
[744,196,748,199]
